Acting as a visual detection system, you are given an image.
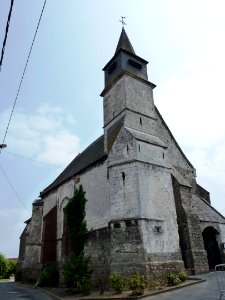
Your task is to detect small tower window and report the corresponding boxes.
[140,117,142,125]
[114,222,121,229]
[153,226,163,234]
[139,144,141,152]
[128,59,142,69]
[122,172,125,184]
[108,61,117,74]
[163,152,165,159]
[127,145,129,154]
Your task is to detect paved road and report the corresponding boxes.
[0,282,54,300]
[146,272,221,300]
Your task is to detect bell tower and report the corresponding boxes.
[101,28,157,152]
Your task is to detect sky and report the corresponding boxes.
[0,0,225,258]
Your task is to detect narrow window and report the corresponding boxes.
[114,222,121,229]
[154,226,162,234]
[140,117,142,125]
[134,220,138,226]
[127,145,129,154]
[125,220,132,227]
[122,172,125,184]
[139,144,141,152]
[163,152,164,159]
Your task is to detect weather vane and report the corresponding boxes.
[119,16,127,28]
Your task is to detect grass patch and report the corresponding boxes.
[0,279,10,282]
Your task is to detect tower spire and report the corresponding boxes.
[115,27,135,55]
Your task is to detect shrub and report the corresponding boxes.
[0,254,16,279]
[0,253,7,278]
[38,266,58,287]
[166,273,181,286]
[128,273,146,295]
[77,276,91,295]
[63,253,91,289]
[4,260,16,278]
[109,274,126,294]
[62,186,92,292]
[177,271,188,282]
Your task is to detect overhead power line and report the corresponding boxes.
[0,0,47,154]
[0,164,30,214]
[4,150,62,169]
[0,0,14,71]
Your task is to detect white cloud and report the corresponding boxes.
[0,103,80,166]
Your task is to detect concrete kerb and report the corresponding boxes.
[38,278,205,300]
[37,286,63,300]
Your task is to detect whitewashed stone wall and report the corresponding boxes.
[138,164,180,254]
[23,203,43,279]
[104,77,126,126]
[109,162,140,220]
[43,190,58,217]
[104,75,156,128]
[155,108,196,184]
[78,160,109,230]
[219,224,225,243]
[108,127,136,165]
[137,141,169,168]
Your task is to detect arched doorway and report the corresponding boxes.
[202,227,221,269]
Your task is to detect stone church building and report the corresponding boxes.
[18,29,225,282]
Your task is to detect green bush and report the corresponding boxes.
[177,271,188,282]
[0,253,16,279]
[166,273,181,286]
[4,260,16,278]
[63,253,91,289]
[62,186,92,293]
[0,253,7,278]
[77,276,91,295]
[109,274,126,294]
[38,266,58,287]
[128,273,146,295]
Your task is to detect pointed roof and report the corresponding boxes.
[115,28,135,55]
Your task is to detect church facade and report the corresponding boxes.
[18,29,225,282]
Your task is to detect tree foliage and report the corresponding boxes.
[0,253,16,279]
[62,185,91,293]
[63,185,88,256]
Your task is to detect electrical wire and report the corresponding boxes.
[4,150,62,168]
[0,164,30,214]
[0,0,14,71]
[0,0,47,154]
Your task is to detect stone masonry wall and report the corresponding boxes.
[138,164,181,257]
[172,177,208,274]
[22,202,43,282]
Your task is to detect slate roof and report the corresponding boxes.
[41,135,106,196]
[125,126,167,148]
[115,28,135,55]
[107,116,125,151]
[192,195,225,223]
[171,168,192,188]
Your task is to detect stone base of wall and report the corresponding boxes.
[20,265,41,283]
[85,223,186,284]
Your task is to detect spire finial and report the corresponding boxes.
[119,16,127,29]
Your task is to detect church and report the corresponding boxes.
[18,28,225,283]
